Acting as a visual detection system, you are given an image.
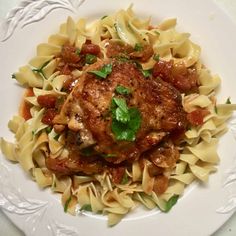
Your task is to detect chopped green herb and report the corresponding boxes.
[134,61,142,69]
[80,204,92,212]
[162,195,179,212]
[154,31,160,36]
[85,54,97,64]
[111,98,141,141]
[142,69,151,78]
[76,48,81,55]
[121,172,129,184]
[134,43,143,52]
[64,196,72,212]
[115,55,130,62]
[226,97,231,104]
[45,127,52,134]
[53,181,57,188]
[101,153,117,158]
[153,54,160,61]
[112,98,130,123]
[54,134,60,141]
[11,74,16,79]
[80,146,96,157]
[89,63,113,79]
[32,60,51,79]
[101,15,108,20]
[32,130,36,135]
[214,106,218,114]
[115,85,131,95]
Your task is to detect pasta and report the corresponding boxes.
[1,6,236,226]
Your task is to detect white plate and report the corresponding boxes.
[0,0,236,235]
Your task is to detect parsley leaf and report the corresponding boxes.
[64,196,72,212]
[153,54,160,61]
[112,98,130,123]
[115,85,131,95]
[162,195,179,212]
[101,15,108,20]
[120,172,129,184]
[11,74,16,79]
[101,153,117,158]
[80,204,92,212]
[142,69,151,78]
[111,98,141,141]
[80,145,96,157]
[32,60,51,79]
[89,63,112,79]
[214,106,218,114]
[226,97,231,104]
[134,43,143,51]
[76,48,81,55]
[85,54,97,64]
[45,127,52,134]
[54,134,60,141]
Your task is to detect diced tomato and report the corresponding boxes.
[81,43,100,55]
[41,109,57,125]
[37,94,57,108]
[187,108,210,126]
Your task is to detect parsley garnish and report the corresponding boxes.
[11,74,16,79]
[153,54,160,61]
[101,15,108,20]
[111,98,141,141]
[76,48,81,55]
[142,69,151,78]
[226,97,231,104]
[45,127,52,134]
[162,195,179,212]
[54,134,60,141]
[80,204,92,212]
[64,196,72,212]
[214,106,218,114]
[80,146,96,157]
[89,63,113,79]
[32,60,51,79]
[101,153,117,158]
[85,54,97,64]
[134,43,143,51]
[120,172,129,184]
[115,85,131,95]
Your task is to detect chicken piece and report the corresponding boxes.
[72,60,186,164]
[47,58,187,176]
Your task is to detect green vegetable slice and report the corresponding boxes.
[89,63,112,79]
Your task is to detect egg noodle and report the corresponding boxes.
[1,6,236,226]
